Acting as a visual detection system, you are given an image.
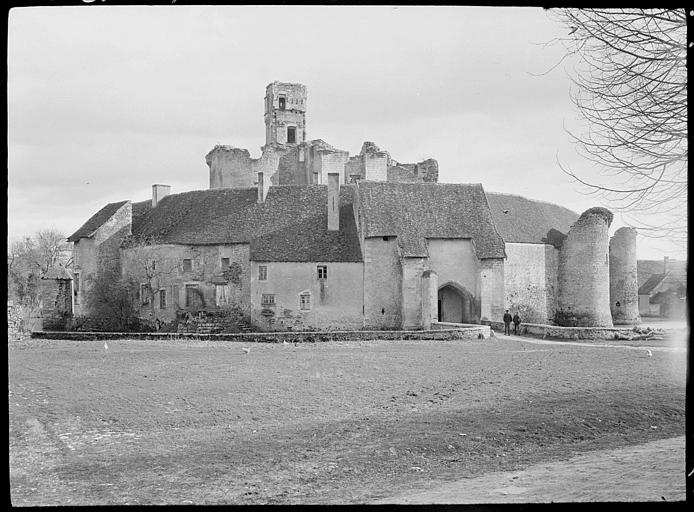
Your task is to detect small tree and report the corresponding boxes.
[84,269,139,331]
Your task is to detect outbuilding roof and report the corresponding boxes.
[486,192,579,245]
[357,181,506,259]
[67,200,129,242]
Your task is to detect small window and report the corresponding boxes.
[258,265,268,281]
[279,96,286,110]
[182,259,192,272]
[261,294,276,306]
[221,257,230,270]
[141,284,150,305]
[317,265,328,280]
[287,126,296,143]
[159,289,167,309]
[299,292,311,311]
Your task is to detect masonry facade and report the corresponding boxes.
[68,81,641,332]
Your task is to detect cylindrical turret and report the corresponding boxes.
[609,227,640,325]
[556,207,614,327]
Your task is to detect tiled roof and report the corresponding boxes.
[131,200,152,233]
[131,186,362,262]
[638,273,668,295]
[42,266,73,280]
[357,181,506,259]
[637,259,687,288]
[486,192,579,244]
[67,200,129,242]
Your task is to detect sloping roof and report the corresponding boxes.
[357,181,506,259]
[67,200,129,242]
[486,192,579,244]
[42,266,73,280]
[638,273,667,295]
[131,185,362,262]
[131,200,152,233]
[637,259,687,288]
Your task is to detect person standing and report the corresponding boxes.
[503,310,512,336]
[513,312,521,335]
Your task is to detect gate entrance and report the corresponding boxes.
[438,283,475,324]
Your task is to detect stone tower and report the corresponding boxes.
[264,81,307,146]
[609,227,641,325]
[556,207,614,327]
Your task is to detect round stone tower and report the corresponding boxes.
[556,207,614,327]
[609,227,641,325]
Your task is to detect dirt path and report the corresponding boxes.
[377,436,686,503]
[500,333,688,352]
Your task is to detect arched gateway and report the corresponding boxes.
[437,282,477,324]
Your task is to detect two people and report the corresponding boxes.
[503,310,522,335]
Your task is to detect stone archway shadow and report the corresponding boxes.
[438,281,478,324]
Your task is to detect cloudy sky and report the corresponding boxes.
[7,5,686,260]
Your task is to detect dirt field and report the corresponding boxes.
[9,335,687,505]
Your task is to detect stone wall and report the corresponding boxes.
[414,158,439,182]
[120,243,251,325]
[250,261,364,331]
[503,243,559,323]
[400,257,428,329]
[556,208,613,327]
[8,303,30,340]
[32,327,490,343]
[39,278,73,331]
[363,237,402,328]
[609,227,640,325]
[479,258,505,323]
[73,201,132,316]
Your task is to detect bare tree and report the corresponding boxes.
[547,9,687,245]
[7,229,72,304]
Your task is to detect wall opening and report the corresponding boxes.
[438,283,475,323]
[287,126,296,143]
[279,96,286,110]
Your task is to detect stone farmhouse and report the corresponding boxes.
[66,81,641,332]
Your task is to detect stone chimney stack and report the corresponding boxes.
[663,256,669,274]
[328,172,340,231]
[257,172,266,203]
[152,184,171,207]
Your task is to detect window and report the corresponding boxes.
[185,284,200,308]
[73,273,80,304]
[261,294,276,306]
[221,257,230,270]
[258,265,268,281]
[279,95,286,110]
[300,292,311,311]
[159,289,167,309]
[141,284,150,305]
[215,284,229,306]
[151,260,156,271]
[317,265,328,280]
[287,126,296,143]
[182,259,192,272]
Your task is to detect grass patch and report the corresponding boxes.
[9,336,686,504]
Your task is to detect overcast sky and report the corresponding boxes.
[7,5,687,260]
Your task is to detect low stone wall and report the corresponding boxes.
[431,321,490,338]
[31,326,489,343]
[519,322,668,340]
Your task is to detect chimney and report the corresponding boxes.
[328,172,340,231]
[663,256,669,274]
[257,172,266,203]
[152,184,171,207]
